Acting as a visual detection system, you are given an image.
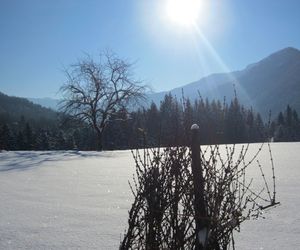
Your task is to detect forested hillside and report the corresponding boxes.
[0,91,299,151]
[0,92,96,150]
[0,92,57,128]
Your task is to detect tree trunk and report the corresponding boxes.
[95,130,103,151]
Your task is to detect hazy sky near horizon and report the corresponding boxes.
[1,0,300,98]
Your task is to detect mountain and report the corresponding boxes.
[0,92,58,126]
[5,47,300,119]
[149,47,300,118]
[27,97,60,110]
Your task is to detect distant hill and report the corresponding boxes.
[0,92,58,127]
[149,47,300,118]
[27,97,60,110]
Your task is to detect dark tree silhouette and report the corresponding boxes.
[120,134,280,249]
[59,51,147,150]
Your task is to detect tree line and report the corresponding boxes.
[103,94,300,149]
[1,94,299,151]
[0,116,96,151]
[1,50,299,151]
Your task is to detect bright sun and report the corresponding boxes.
[166,0,202,27]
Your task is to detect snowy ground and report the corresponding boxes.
[0,143,299,249]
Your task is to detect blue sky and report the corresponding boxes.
[0,0,300,98]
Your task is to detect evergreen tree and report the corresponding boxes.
[277,112,285,125]
[245,109,255,142]
[159,94,182,146]
[182,98,194,144]
[16,131,25,150]
[254,113,265,141]
[24,123,35,150]
[145,102,161,146]
[225,98,246,143]
[55,131,67,150]
[273,105,300,141]
[0,124,13,150]
[36,130,50,150]
[65,133,76,150]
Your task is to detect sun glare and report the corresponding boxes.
[166,0,202,27]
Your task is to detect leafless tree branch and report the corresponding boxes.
[59,51,148,150]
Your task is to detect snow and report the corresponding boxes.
[0,151,134,249]
[191,124,200,130]
[234,142,300,250]
[0,143,300,249]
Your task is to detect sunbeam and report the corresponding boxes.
[191,23,254,108]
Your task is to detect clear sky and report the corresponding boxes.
[0,0,300,98]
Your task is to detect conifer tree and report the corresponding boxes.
[16,131,25,150]
[0,124,13,150]
[24,123,35,150]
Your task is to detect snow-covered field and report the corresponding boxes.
[0,143,299,249]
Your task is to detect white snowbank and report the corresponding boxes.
[0,143,299,249]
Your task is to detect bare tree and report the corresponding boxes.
[120,140,279,249]
[59,51,147,150]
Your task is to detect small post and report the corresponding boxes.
[191,124,207,250]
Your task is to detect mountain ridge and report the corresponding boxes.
[28,97,60,110]
[3,47,300,118]
[149,47,300,118]
[0,91,58,126]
